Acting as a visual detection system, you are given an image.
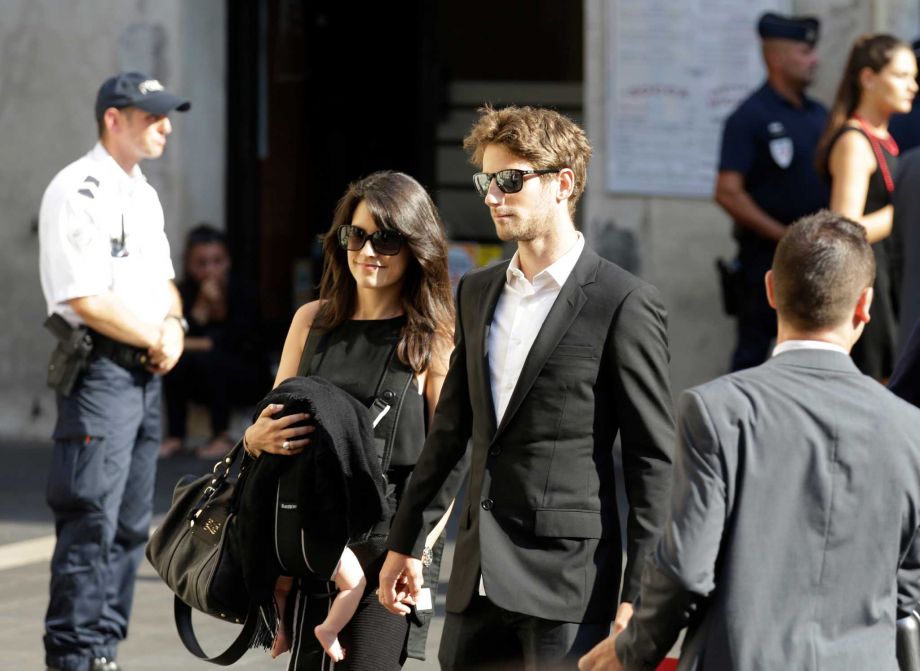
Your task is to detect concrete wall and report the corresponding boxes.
[0,0,226,439]
[583,0,920,396]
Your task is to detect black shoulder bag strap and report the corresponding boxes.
[295,326,324,377]
[275,337,414,575]
[173,599,259,665]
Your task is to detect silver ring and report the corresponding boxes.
[282,441,291,451]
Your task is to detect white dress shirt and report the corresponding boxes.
[480,232,584,596]
[489,233,585,425]
[772,339,849,357]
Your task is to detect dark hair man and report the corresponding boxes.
[715,12,829,372]
[379,105,676,670]
[39,72,190,671]
[581,210,920,670]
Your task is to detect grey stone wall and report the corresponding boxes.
[0,0,225,439]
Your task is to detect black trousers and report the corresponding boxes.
[731,243,776,372]
[438,595,609,671]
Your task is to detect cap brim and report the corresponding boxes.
[133,92,191,116]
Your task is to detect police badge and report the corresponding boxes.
[767,121,793,169]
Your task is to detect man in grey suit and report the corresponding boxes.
[581,210,920,671]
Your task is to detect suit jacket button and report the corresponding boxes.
[489,445,502,456]
[481,498,494,511]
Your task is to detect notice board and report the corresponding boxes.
[606,0,791,197]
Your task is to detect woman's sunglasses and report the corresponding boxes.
[472,168,560,197]
[336,225,406,256]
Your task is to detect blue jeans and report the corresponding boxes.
[44,357,161,671]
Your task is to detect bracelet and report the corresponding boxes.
[421,546,433,567]
[242,432,256,458]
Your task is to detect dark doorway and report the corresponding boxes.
[227,0,583,349]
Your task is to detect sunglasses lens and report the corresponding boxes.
[473,173,491,196]
[372,230,404,256]
[338,226,366,251]
[496,169,524,194]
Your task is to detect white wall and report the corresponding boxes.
[0,0,226,439]
[583,0,920,396]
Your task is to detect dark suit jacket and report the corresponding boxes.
[616,349,920,671]
[387,246,676,624]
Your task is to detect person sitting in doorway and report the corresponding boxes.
[161,224,271,459]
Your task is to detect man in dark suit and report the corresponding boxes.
[580,210,920,671]
[378,105,676,669]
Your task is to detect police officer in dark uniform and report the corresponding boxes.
[38,73,190,671]
[715,12,828,371]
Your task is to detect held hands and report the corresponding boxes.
[147,318,184,374]
[378,550,424,615]
[243,404,314,457]
[578,603,633,671]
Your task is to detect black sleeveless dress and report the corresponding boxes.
[293,316,433,669]
[830,126,899,379]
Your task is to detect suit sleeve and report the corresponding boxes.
[386,275,473,558]
[898,522,920,617]
[615,389,728,671]
[610,283,676,602]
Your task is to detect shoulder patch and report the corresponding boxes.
[83,175,100,187]
[77,188,95,199]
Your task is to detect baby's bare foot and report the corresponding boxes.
[314,624,344,661]
[270,628,290,658]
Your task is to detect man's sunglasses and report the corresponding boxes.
[336,225,406,256]
[472,168,560,197]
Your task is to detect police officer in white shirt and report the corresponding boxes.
[39,72,190,671]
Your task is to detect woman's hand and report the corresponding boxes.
[243,404,314,457]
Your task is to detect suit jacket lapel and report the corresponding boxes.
[494,249,598,437]
[469,262,508,434]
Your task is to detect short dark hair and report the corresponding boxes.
[772,210,875,330]
[185,223,227,249]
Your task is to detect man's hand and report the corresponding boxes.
[378,550,423,616]
[148,319,184,374]
[578,633,625,671]
[613,601,634,635]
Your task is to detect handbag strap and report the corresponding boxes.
[174,597,260,665]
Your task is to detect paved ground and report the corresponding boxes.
[0,440,449,670]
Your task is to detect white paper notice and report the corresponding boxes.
[606,0,790,197]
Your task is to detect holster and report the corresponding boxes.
[715,257,744,317]
[44,314,94,397]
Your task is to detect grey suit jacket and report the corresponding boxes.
[387,247,676,623]
[616,349,920,670]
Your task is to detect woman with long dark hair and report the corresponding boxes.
[241,171,456,669]
[816,34,918,379]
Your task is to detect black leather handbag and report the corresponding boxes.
[145,440,259,665]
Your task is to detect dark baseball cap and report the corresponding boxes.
[95,71,191,121]
[757,12,820,46]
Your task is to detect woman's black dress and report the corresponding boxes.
[292,316,432,670]
[831,126,899,379]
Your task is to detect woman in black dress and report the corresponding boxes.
[241,171,455,669]
[816,34,918,379]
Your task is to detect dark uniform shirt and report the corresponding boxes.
[719,82,829,247]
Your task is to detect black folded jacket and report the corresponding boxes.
[236,376,387,605]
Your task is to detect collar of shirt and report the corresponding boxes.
[772,339,849,357]
[505,232,585,295]
[89,141,147,189]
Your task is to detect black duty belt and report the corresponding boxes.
[89,331,150,370]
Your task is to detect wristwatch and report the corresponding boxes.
[166,314,190,334]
